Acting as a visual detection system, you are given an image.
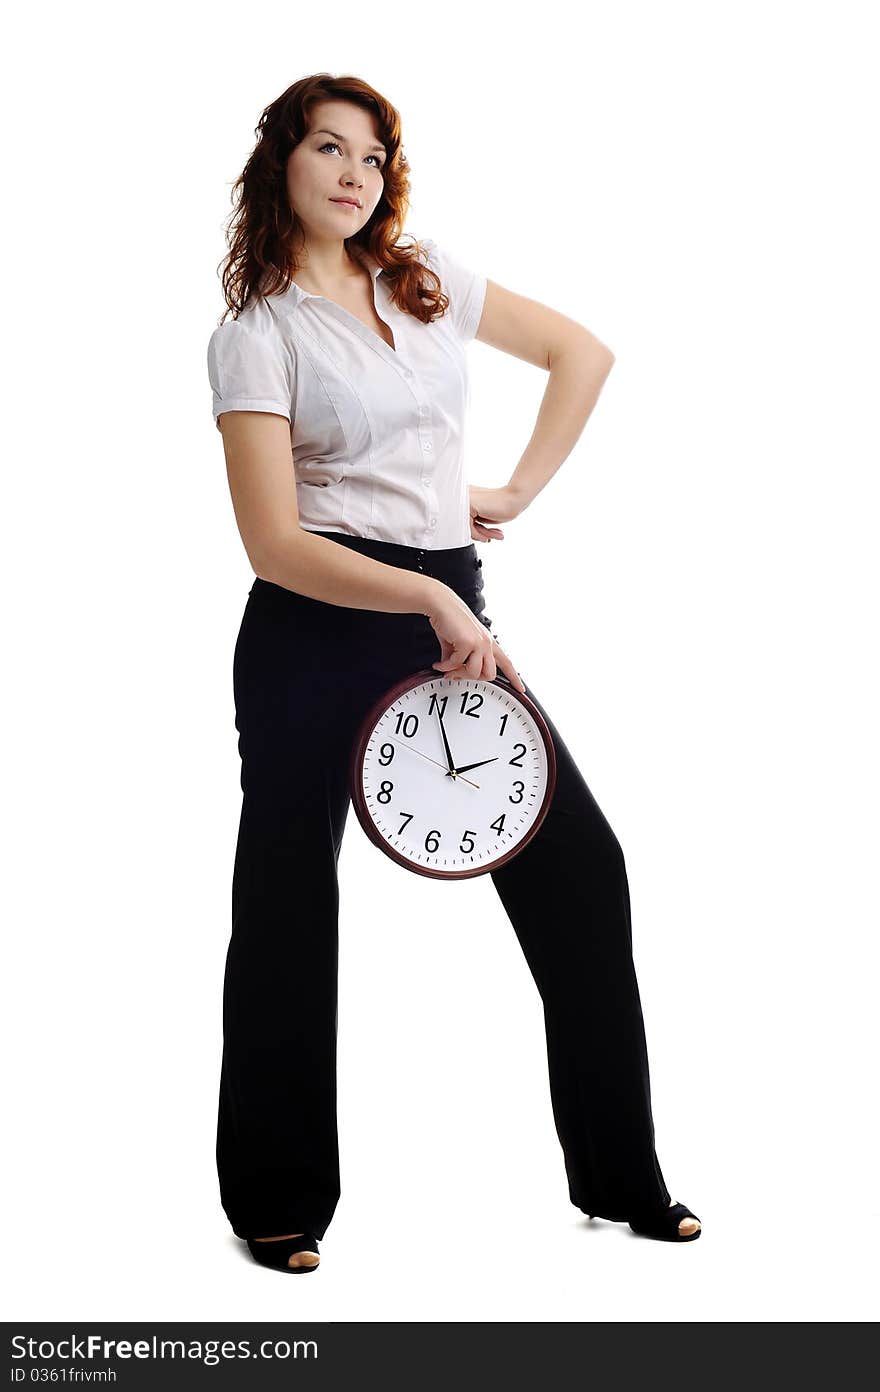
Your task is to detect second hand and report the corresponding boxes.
[382,736,481,790]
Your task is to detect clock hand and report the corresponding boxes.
[435,706,457,774]
[452,756,500,776]
[385,737,481,790]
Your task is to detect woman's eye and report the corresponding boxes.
[319,140,383,168]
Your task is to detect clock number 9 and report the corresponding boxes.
[378,743,395,766]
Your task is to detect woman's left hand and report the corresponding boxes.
[468,484,528,543]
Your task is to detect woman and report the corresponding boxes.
[207,73,701,1274]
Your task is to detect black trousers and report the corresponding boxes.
[217,530,672,1240]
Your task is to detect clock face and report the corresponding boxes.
[350,673,556,879]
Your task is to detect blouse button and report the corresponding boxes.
[422,441,433,451]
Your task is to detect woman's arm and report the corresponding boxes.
[219,410,440,615]
[473,279,616,510]
[219,409,525,689]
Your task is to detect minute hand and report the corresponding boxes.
[436,707,456,774]
[453,756,500,776]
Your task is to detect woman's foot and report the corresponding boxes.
[669,1200,701,1238]
[592,1199,702,1242]
[250,1232,320,1270]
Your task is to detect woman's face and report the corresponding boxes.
[286,99,387,247]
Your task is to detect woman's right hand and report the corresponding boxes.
[423,584,526,693]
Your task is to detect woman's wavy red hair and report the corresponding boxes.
[215,73,449,328]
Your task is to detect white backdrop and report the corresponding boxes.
[5,0,878,1323]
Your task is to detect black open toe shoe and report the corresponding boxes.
[626,1201,702,1242]
[246,1232,321,1273]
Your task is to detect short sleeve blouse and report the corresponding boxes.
[206,238,487,549]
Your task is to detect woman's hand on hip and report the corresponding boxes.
[468,484,528,543]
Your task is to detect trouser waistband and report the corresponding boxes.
[307,529,481,580]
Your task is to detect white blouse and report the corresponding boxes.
[207,238,487,549]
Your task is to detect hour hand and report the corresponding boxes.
[452,756,500,776]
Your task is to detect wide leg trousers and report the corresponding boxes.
[217,531,672,1239]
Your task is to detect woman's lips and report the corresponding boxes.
[330,198,359,209]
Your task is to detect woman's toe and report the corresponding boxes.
[669,1199,700,1237]
[289,1250,320,1269]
